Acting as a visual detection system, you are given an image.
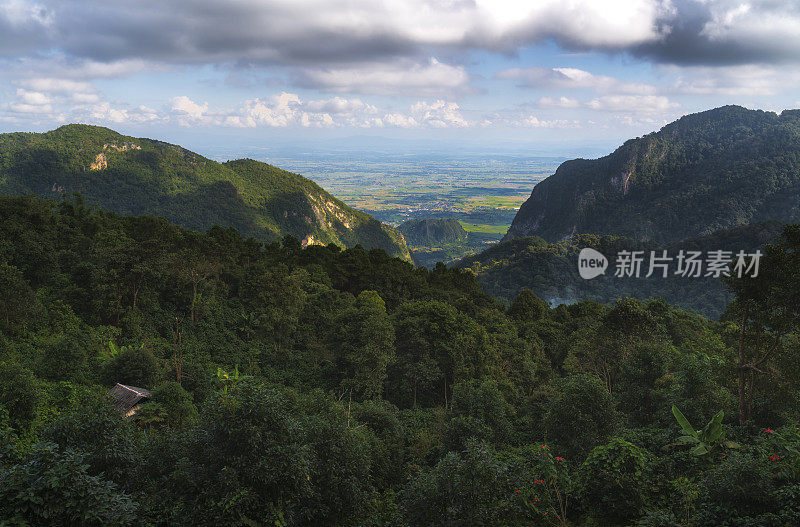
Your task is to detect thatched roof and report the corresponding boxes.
[108,383,151,414]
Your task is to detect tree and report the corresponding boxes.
[390,300,489,408]
[0,442,138,526]
[0,261,37,333]
[724,225,800,424]
[507,289,549,322]
[334,290,396,399]
[104,344,158,388]
[399,440,530,526]
[543,374,617,461]
[574,438,651,523]
[0,361,39,431]
[150,381,197,429]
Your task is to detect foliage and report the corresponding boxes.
[543,374,617,460]
[104,344,158,388]
[0,191,799,525]
[670,406,739,456]
[0,442,138,526]
[574,437,652,523]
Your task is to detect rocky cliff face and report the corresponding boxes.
[504,106,800,244]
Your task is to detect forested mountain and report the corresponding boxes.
[505,106,800,243]
[460,222,784,318]
[3,195,800,525]
[0,124,410,260]
[4,194,800,525]
[397,218,467,246]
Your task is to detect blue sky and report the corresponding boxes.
[1,0,799,154]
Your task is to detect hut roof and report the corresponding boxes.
[108,383,151,413]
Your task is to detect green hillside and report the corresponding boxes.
[4,194,800,525]
[459,221,784,318]
[0,124,410,260]
[398,218,468,246]
[505,106,800,243]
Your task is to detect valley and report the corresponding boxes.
[238,150,564,265]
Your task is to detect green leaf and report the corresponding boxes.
[672,405,698,438]
[703,411,724,443]
[690,443,710,456]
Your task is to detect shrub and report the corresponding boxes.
[543,374,617,461]
[575,437,652,523]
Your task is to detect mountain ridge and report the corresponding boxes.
[0,124,411,260]
[504,105,800,244]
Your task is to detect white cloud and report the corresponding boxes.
[587,95,679,114]
[171,96,211,123]
[296,58,470,96]
[15,88,50,106]
[164,93,471,129]
[668,64,797,96]
[539,96,580,108]
[522,115,579,128]
[497,66,656,94]
[5,102,53,115]
[409,100,469,128]
[383,113,419,128]
[1,0,51,26]
[305,97,377,115]
[19,78,93,93]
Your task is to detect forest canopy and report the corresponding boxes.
[2,194,800,526]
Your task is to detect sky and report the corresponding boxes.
[1,0,800,154]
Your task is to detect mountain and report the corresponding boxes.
[0,124,410,260]
[505,106,800,244]
[397,218,468,246]
[458,221,784,318]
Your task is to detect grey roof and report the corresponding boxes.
[108,383,151,413]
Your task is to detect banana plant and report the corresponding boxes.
[671,405,740,456]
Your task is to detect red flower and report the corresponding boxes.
[770,455,782,462]
[534,479,545,485]
[765,429,775,434]
[555,457,564,462]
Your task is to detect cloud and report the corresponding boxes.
[667,64,799,96]
[498,67,656,94]
[538,96,581,108]
[530,93,681,116]
[164,93,469,129]
[171,96,211,123]
[15,88,50,106]
[633,0,800,65]
[587,95,679,113]
[521,115,580,128]
[294,58,470,96]
[0,0,52,55]
[409,100,468,128]
[18,78,93,93]
[5,0,670,65]
[81,103,162,124]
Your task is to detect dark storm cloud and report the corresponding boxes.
[632,0,800,65]
[1,0,798,68]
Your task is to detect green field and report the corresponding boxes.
[458,222,508,234]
